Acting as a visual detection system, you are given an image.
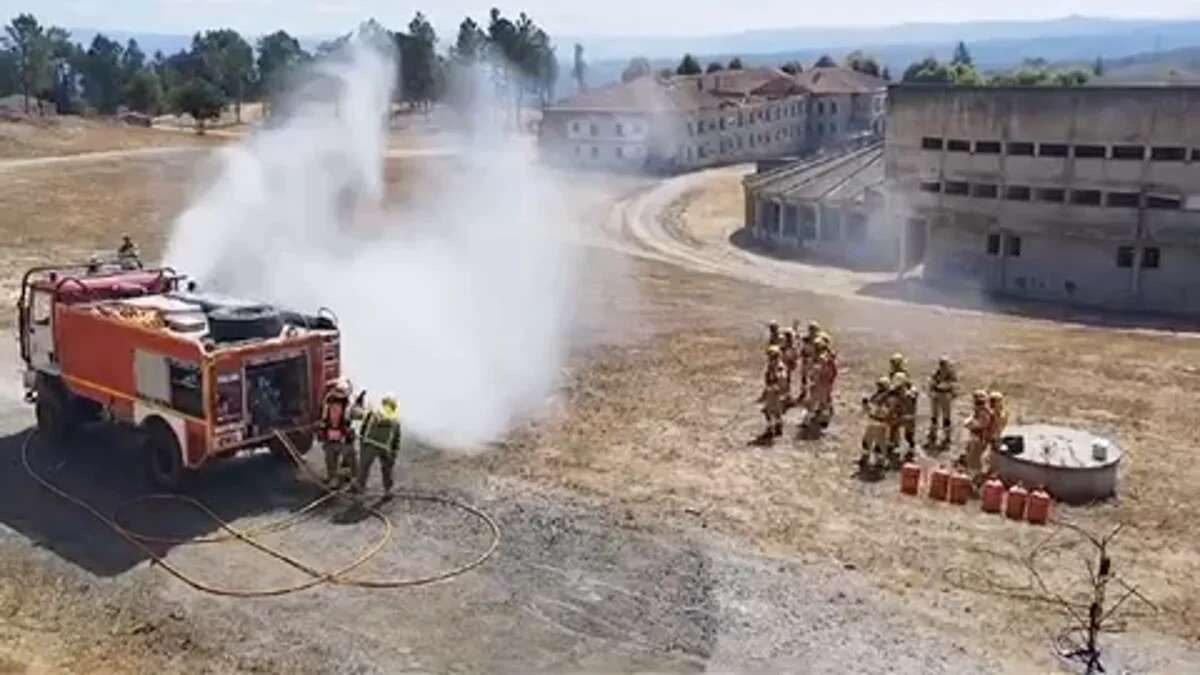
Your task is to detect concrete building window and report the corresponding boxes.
[831,102,838,114]
[944,181,969,196]
[615,146,624,159]
[1112,145,1145,161]
[816,122,824,136]
[1107,192,1140,208]
[783,206,799,236]
[972,183,999,199]
[1147,194,1183,210]
[1007,142,1034,156]
[687,122,694,136]
[1070,189,1102,206]
[571,122,581,134]
[919,181,942,193]
[830,122,837,134]
[616,123,625,137]
[720,117,727,131]
[921,137,944,151]
[1075,145,1106,159]
[737,112,744,126]
[986,234,1001,256]
[591,146,599,159]
[1192,148,1200,162]
[632,123,644,135]
[574,145,581,157]
[947,139,970,153]
[1143,247,1161,269]
[975,141,1002,154]
[1005,185,1032,201]
[1036,188,1066,203]
[1151,146,1186,162]
[1038,143,1069,158]
[1005,235,1022,257]
[590,124,599,137]
[1117,246,1135,268]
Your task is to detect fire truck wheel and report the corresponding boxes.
[35,376,74,444]
[144,417,189,491]
[207,306,285,342]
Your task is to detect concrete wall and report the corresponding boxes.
[750,194,896,268]
[887,85,1200,315]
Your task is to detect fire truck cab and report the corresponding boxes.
[17,261,341,489]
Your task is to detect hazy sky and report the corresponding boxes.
[3,0,1198,37]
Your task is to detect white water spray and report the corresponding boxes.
[165,41,586,448]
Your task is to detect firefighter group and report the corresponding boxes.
[315,379,404,496]
[757,320,1008,484]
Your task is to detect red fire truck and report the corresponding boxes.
[17,261,341,489]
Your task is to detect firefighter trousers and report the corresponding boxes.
[358,443,397,492]
[322,440,358,484]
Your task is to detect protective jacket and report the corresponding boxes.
[361,406,401,454]
[319,392,356,443]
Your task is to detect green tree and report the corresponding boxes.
[192,29,254,122]
[706,61,723,73]
[1053,68,1090,87]
[451,17,487,64]
[728,57,743,70]
[5,13,51,113]
[0,46,16,97]
[121,38,145,79]
[79,34,125,113]
[572,43,586,91]
[780,60,803,75]
[123,68,162,114]
[621,56,652,82]
[170,77,226,133]
[401,12,438,109]
[951,41,972,66]
[844,50,881,77]
[814,54,836,68]
[676,53,701,76]
[256,30,308,113]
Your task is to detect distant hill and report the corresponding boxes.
[1093,46,1200,83]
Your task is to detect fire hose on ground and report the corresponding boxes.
[19,429,501,598]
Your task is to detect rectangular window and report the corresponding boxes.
[1147,194,1182,210]
[944,181,969,196]
[975,141,1001,154]
[1151,146,1186,162]
[972,183,999,198]
[1035,188,1066,203]
[571,122,581,134]
[590,124,599,137]
[1070,189,1102,206]
[830,122,837,134]
[1038,143,1069,158]
[615,146,624,159]
[1005,235,1022,258]
[1112,145,1145,161]
[1192,148,1200,162]
[986,233,1001,256]
[1007,142,1035,156]
[919,181,942,193]
[1005,185,1032,201]
[168,359,204,418]
[831,102,838,114]
[946,139,970,153]
[615,122,625,137]
[1107,192,1140,208]
[720,117,726,131]
[1116,245,1135,268]
[687,122,694,136]
[591,146,599,159]
[921,137,944,151]
[1143,247,1161,269]
[1074,145,1106,159]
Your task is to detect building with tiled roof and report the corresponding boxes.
[538,65,886,172]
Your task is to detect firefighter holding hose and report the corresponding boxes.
[318,378,362,489]
[356,393,402,496]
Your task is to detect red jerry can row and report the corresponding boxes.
[979,478,1052,525]
[901,465,971,505]
[900,463,921,495]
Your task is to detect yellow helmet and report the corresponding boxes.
[938,355,951,367]
[768,320,779,329]
[766,345,782,357]
[876,377,890,390]
[989,391,1005,403]
[890,352,905,366]
[891,372,910,388]
[381,394,398,413]
[807,321,821,334]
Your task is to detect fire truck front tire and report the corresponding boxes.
[35,376,74,444]
[143,417,189,491]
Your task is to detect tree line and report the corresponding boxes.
[618,52,887,83]
[0,8,560,130]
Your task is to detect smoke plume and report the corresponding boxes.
[165,40,586,448]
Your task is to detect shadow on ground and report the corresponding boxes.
[727,228,892,273]
[857,277,1200,333]
[0,427,325,577]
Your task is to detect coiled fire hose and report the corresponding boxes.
[19,429,500,597]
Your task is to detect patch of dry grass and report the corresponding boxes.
[0,117,220,160]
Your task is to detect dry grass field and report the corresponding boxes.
[0,122,1197,671]
[0,117,221,160]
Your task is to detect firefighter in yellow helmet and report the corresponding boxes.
[757,345,788,443]
[986,391,1009,476]
[888,352,909,379]
[766,320,782,350]
[926,356,958,449]
[888,371,918,463]
[117,234,141,270]
[318,378,362,488]
[798,320,826,401]
[356,393,402,495]
[961,390,994,484]
[859,377,892,474]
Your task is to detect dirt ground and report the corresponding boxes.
[0,117,223,161]
[0,124,1198,672]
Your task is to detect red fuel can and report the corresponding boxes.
[948,472,972,505]
[1006,484,1028,521]
[900,463,922,496]
[928,467,950,501]
[981,477,1005,514]
[1026,488,1052,525]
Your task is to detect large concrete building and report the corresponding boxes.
[886,85,1200,314]
[539,67,886,172]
